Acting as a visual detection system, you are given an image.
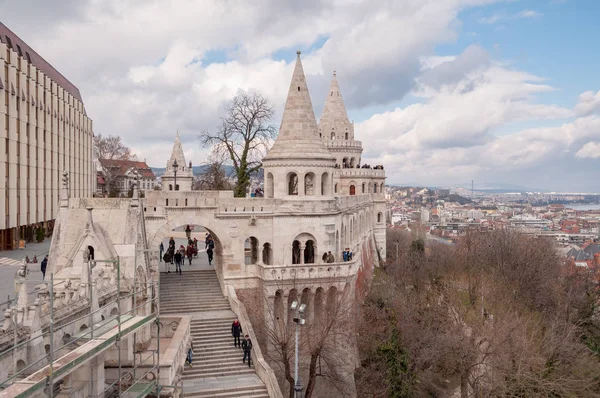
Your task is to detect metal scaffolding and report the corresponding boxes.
[0,255,163,398]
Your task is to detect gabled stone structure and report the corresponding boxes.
[162,131,193,192]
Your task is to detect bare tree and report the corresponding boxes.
[193,156,233,190]
[93,134,137,196]
[245,279,355,398]
[200,92,277,197]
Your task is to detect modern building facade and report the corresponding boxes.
[0,22,94,250]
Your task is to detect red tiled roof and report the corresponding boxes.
[99,159,156,179]
[0,22,83,103]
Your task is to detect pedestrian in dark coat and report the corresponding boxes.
[174,251,182,274]
[159,242,164,262]
[242,335,252,367]
[41,255,48,280]
[232,318,243,347]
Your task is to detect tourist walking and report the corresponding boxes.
[186,244,194,265]
[163,251,172,273]
[185,224,192,240]
[242,335,252,367]
[174,250,182,275]
[232,318,243,347]
[207,238,214,265]
[41,255,48,280]
[185,341,194,367]
[159,242,164,262]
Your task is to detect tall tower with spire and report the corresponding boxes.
[161,132,194,191]
[262,51,336,199]
[319,71,362,169]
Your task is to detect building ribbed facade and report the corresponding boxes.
[0,22,94,250]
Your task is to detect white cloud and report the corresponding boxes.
[575,142,600,159]
[575,90,600,116]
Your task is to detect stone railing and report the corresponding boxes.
[226,286,283,398]
[325,140,363,148]
[154,316,191,387]
[260,258,359,282]
[334,168,385,178]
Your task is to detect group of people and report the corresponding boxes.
[159,231,215,273]
[185,317,253,368]
[24,255,38,264]
[320,249,353,263]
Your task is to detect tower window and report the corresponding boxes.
[298,86,300,91]
[330,92,333,96]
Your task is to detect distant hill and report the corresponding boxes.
[150,165,263,178]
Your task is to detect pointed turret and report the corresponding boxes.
[162,132,194,191]
[263,51,335,162]
[319,71,354,142]
[262,52,335,199]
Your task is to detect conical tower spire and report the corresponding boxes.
[264,51,335,161]
[167,130,187,167]
[320,70,350,125]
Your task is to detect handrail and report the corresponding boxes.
[226,285,284,398]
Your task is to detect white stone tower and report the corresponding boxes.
[319,71,362,168]
[161,132,194,191]
[262,51,336,199]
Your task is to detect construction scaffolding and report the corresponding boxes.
[0,255,165,398]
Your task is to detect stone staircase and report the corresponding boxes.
[159,269,269,398]
[160,270,231,314]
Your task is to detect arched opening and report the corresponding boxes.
[169,184,173,191]
[245,237,259,265]
[321,172,330,196]
[110,307,119,317]
[334,183,338,194]
[62,334,72,345]
[262,243,272,265]
[266,173,274,198]
[345,132,348,140]
[362,183,366,194]
[288,173,298,195]
[80,324,88,332]
[314,287,325,328]
[349,185,356,196]
[374,184,378,193]
[16,359,26,372]
[45,344,51,355]
[301,288,311,322]
[326,286,339,318]
[380,183,384,193]
[87,245,95,260]
[350,157,356,167]
[304,240,315,264]
[342,157,349,168]
[292,240,301,264]
[331,132,335,140]
[304,172,315,195]
[378,212,383,223]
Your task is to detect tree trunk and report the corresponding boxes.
[304,352,319,398]
[461,371,469,398]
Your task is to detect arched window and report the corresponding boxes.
[16,359,26,372]
[350,157,355,168]
[331,132,335,140]
[377,212,383,223]
[267,173,274,198]
[345,132,348,140]
[304,240,315,264]
[262,243,272,265]
[87,245,95,260]
[304,172,315,195]
[374,184,378,193]
[169,184,173,191]
[380,183,384,193]
[274,290,284,327]
[342,157,349,168]
[245,237,259,265]
[362,183,366,194]
[334,183,338,194]
[288,173,298,195]
[321,172,330,195]
[292,240,301,264]
[349,185,356,196]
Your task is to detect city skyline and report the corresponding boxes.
[2,1,600,191]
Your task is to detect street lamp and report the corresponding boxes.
[172,159,178,191]
[290,300,306,398]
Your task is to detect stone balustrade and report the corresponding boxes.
[325,140,363,149]
[260,258,359,282]
[334,168,385,178]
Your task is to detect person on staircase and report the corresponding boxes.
[159,242,164,262]
[186,244,194,265]
[174,250,183,275]
[232,318,243,347]
[207,238,215,266]
[242,335,253,367]
[185,341,194,367]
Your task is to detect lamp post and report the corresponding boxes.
[172,159,178,191]
[290,300,306,398]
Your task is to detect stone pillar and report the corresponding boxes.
[300,244,305,264]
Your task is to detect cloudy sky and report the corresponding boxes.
[2,0,600,192]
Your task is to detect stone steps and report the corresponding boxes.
[159,269,266,394]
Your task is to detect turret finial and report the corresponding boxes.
[333,70,336,77]
[296,50,301,56]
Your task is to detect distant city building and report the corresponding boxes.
[97,159,156,196]
[0,23,94,250]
